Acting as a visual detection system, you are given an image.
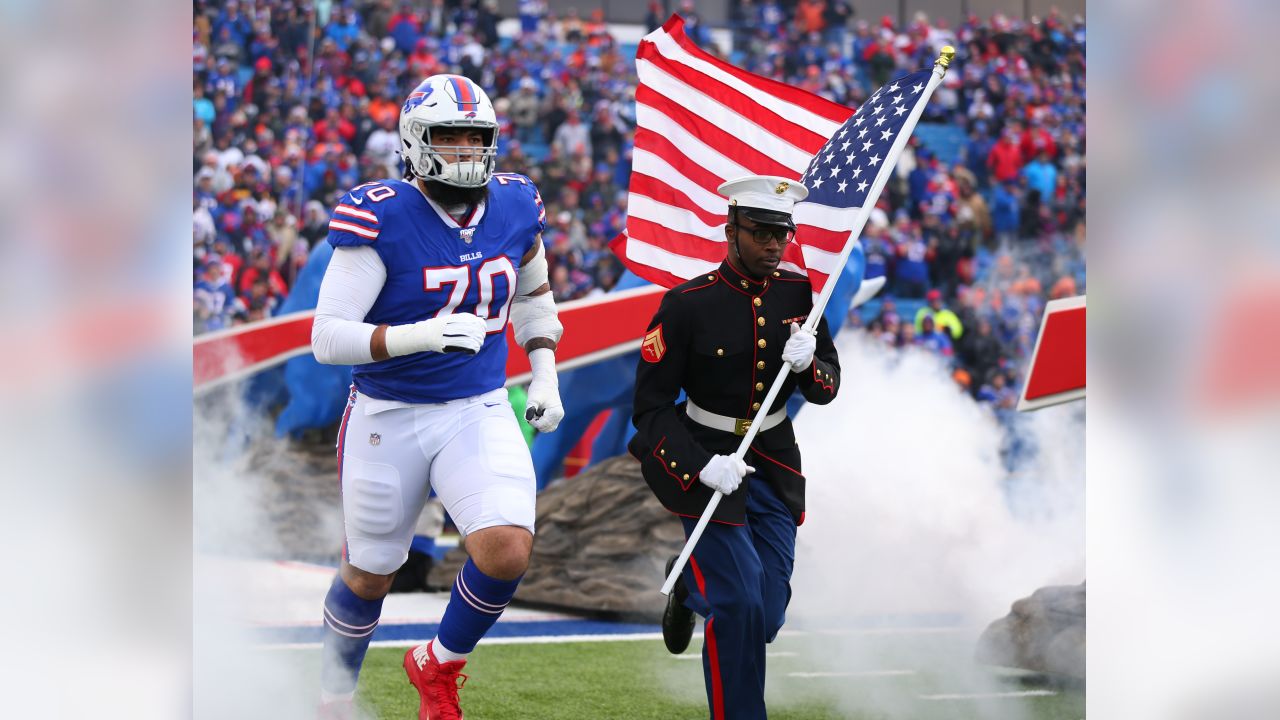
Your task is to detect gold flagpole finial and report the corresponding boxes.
[936,45,956,69]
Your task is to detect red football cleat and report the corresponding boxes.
[404,641,468,720]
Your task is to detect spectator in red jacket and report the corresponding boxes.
[237,247,288,298]
[313,107,355,146]
[987,126,1025,183]
[1019,118,1058,161]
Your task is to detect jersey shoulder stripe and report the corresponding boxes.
[327,181,402,247]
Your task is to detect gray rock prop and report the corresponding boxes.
[429,455,686,618]
[975,582,1085,679]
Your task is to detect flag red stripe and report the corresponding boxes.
[608,233,694,288]
[628,173,726,228]
[635,85,797,179]
[636,42,831,155]
[633,128,732,195]
[795,223,855,256]
[659,15,852,125]
[627,217,725,263]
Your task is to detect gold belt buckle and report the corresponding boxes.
[733,417,752,436]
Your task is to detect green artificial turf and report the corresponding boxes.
[295,633,1084,719]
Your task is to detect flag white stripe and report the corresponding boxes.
[778,260,805,276]
[634,102,752,183]
[799,244,844,275]
[793,203,867,233]
[631,148,728,215]
[623,235,720,278]
[647,30,845,139]
[637,59,814,172]
[628,195,724,240]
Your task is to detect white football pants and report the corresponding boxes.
[336,386,536,575]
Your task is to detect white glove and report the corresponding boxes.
[782,322,817,372]
[384,313,487,356]
[525,347,564,433]
[698,454,755,495]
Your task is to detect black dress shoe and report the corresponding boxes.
[662,555,696,654]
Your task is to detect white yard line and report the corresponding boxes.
[800,627,967,637]
[671,650,795,661]
[789,670,918,678]
[263,632,673,651]
[918,690,1059,700]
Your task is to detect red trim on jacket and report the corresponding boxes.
[670,509,746,527]
[750,446,803,476]
[810,361,835,392]
[681,276,717,294]
[716,269,758,298]
[653,437,697,491]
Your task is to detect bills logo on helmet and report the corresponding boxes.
[402,84,435,114]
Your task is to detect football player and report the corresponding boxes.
[310,73,564,719]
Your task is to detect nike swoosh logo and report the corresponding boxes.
[350,196,364,205]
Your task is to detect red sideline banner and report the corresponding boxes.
[193,285,666,394]
[1017,295,1086,411]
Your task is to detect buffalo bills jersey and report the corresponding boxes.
[326,173,546,403]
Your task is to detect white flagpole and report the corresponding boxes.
[660,46,957,596]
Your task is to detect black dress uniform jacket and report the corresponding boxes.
[629,260,841,526]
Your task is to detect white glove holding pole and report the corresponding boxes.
[698,454,754,495]
[782,322,816,372]
[525,347,564,433]
[384,312,487,355]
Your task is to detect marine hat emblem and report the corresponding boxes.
[775,181,789,194]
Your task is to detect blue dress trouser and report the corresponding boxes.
[679,477,797,720]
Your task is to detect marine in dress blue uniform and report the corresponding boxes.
[630,176,840,720]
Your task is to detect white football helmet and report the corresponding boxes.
[399,74,498,187]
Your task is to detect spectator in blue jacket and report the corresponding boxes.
[1021,150,1058,204]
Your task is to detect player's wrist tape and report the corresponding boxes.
[383,323,424,357]
[528,347,558,384]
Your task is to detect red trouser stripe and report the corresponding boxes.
[689,556,725,720]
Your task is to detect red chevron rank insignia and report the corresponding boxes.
[641,324,666,363]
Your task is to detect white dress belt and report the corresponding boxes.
[686,399,787,436]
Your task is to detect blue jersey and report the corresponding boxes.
[327,173,546,403]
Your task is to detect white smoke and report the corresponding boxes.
[786,331,1084,717]
[192,389,352,720]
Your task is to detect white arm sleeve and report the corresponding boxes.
[311,245,387,365]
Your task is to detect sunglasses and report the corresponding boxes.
[732,221,795,246]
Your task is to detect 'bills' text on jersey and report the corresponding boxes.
[326,173,546,403]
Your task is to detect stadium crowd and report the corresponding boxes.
[192,0,1085,422]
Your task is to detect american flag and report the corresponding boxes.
[608,15,851,289]
[793,68,936,296]
[610,15,939,298]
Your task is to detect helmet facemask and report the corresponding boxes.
[405,119,497,188]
